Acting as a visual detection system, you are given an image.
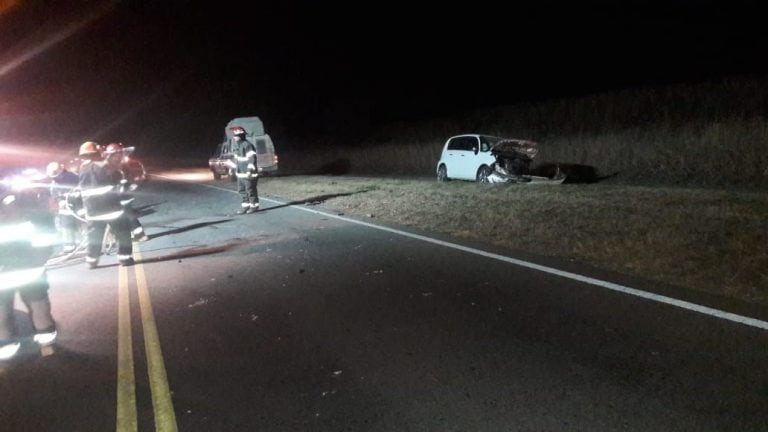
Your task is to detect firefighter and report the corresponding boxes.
[0,180,58,361]
[102,143,148,242]
[230,126,260,214]
[76,141,135,268]
[46,161,80,253]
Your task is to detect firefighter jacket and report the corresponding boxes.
[233,139,258,179]
[78,161,126,221]
[0,187,56,291]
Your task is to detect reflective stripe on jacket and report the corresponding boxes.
[78,161,125,221]
[234,139,258,176]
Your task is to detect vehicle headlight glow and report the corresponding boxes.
[30,232,58,247]
[0,221,56,247]
[0,267,46,290]
[1,168,48,191]
[0,221,35,242]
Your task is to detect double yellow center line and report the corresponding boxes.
[117,248,178,432]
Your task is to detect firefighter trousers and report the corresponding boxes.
[0,276,55,343]
[237,176,259,208]
[86,215,132,260]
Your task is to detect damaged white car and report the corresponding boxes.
[436,134,565,184]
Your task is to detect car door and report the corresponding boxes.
[443,137,467,179]
[454,136,480,179]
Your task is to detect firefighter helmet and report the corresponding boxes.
[230,126,246,136]
[46,162,63,178]
[79,141,100,156]
[103,143,124,155]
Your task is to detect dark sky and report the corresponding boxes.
[1,0,767,158]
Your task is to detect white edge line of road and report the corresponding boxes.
[194,181,768,331]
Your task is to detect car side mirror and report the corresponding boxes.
[472,146,478,154]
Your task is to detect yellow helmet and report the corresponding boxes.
[79,141,100,156]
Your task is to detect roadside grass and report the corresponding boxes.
[259,175,768,306]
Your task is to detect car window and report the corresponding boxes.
[256,139,267,154]
[448,137,478,151]
[480,136,502,152]
[447,137,463,151]
[464,137,474,151]
[466,136,479,152]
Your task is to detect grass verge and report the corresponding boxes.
[258,175,768,306]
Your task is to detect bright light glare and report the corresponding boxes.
[0,141,72,168]
[153,168,213,182]
[0,3,115,78]
[0,222,56,247]
[0,267,45,290]
[0,170,49,191]
[31,232,58,248]
[0,221,35,242]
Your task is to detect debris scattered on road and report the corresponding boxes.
[188,297,210,308]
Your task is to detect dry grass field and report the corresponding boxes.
[257,175,767,306]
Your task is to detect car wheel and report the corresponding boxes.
[213,171,221,180]
[476,165,491,183]
[437,165,449,182]
[229,169,237,182]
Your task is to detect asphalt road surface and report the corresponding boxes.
[1,172,767,431]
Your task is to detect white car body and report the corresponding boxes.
[435,134,503,182]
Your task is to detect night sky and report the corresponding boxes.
[1,1,767,160]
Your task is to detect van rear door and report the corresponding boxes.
[253,134,278,173]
